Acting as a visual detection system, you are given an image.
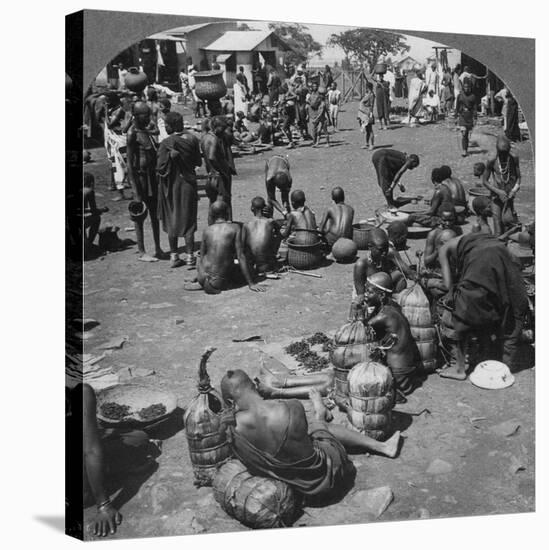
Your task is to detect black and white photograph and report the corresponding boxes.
[59,2,540,545]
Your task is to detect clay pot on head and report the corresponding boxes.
[124,67,148,93]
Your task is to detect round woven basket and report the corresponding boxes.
[97,384,177,426]
[352,222,376,250]
[287,239,323,270]
[194,71,227,101]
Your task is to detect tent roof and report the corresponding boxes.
[202,30,293,52]
[162,23,214,36]
[148,32,185,41]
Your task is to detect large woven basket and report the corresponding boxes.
[287,238,323,270]
[213,459,300,529]
[352,222,375,250]
[194,71,227,101]
[395,283,438,372]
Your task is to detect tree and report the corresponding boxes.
[327,29,409,69]
[268,23,323,65]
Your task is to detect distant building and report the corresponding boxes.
[200,30,296,88]
[394,56,420,73]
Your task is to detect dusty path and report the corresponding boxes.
[78,102,534,539]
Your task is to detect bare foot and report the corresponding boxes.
[309,388,333,422]
[438,365,467,380]
[383,431,401,458]
[138,254,159,262]
[255,377,276,397]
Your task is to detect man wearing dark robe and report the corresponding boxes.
[156,112,202,268]
[438,232,528,379]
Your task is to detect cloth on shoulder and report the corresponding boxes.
[228,422,355,498]
[451,232,528,332]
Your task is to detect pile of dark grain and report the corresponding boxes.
[284,333,334,372]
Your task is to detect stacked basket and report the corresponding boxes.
[346,361,395,440]
[395,283,438,373]
[330,303,376,405]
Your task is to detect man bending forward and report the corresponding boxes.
[221,370,400,500]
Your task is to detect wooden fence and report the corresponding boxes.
[333,70,370,103]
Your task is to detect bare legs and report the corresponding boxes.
[256,369,334,400]
[460,129,470,157]
[309,389,401,458]
[135,199,164,262]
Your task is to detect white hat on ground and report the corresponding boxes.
[469,360,515,390]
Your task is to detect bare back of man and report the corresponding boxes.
[283,207,319,245]
[243,217,279,274]
[322,203,354,245]
[198,222,241,293]
[234,399,316,462]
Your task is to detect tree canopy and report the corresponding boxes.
[327,29,409,69]
[268,23,323,64]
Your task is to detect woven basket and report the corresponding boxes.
[346,361,394,440]
[287,239,323,270]
[334,365,351,404]
[346,409,392,440]
[194,71,227,101]
[213,459,300,529]
[97,384,177,426]
[395,283,438,372]
[352,222,375,250]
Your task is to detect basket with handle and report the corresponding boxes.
[286,238,323,270]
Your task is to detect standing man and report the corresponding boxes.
[454,78,477,157]
[201,116,237,224]
[126,102,165,262]
[236,66,250,97]
[266,67,281,106]
[371,148,420,207]
[482,135,521,236]
[327,82,342,131]
[156,112,202,268]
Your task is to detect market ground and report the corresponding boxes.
[76,101,535,540]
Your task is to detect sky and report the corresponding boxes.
[241,20,461,67]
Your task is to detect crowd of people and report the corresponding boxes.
[71,57,534,537]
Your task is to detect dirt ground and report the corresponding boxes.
[77,101,535,540]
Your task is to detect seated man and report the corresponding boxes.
[265,155,292,215]
[279,190,320,245]
[66,384,157,538]
[439,165,468,223]
[220,370,401,500]
[81,173,109,255]
[354,227,415,296]
[242,197,281,275]
[424,208,462,270]
[387,221,408,252]
[407,168,455,228]
[423,224,458,302]
[437,232,529,379]
[318,187,355,248]
[471,196,493,234]
[361,272,423,399]
[192,201,265,294]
